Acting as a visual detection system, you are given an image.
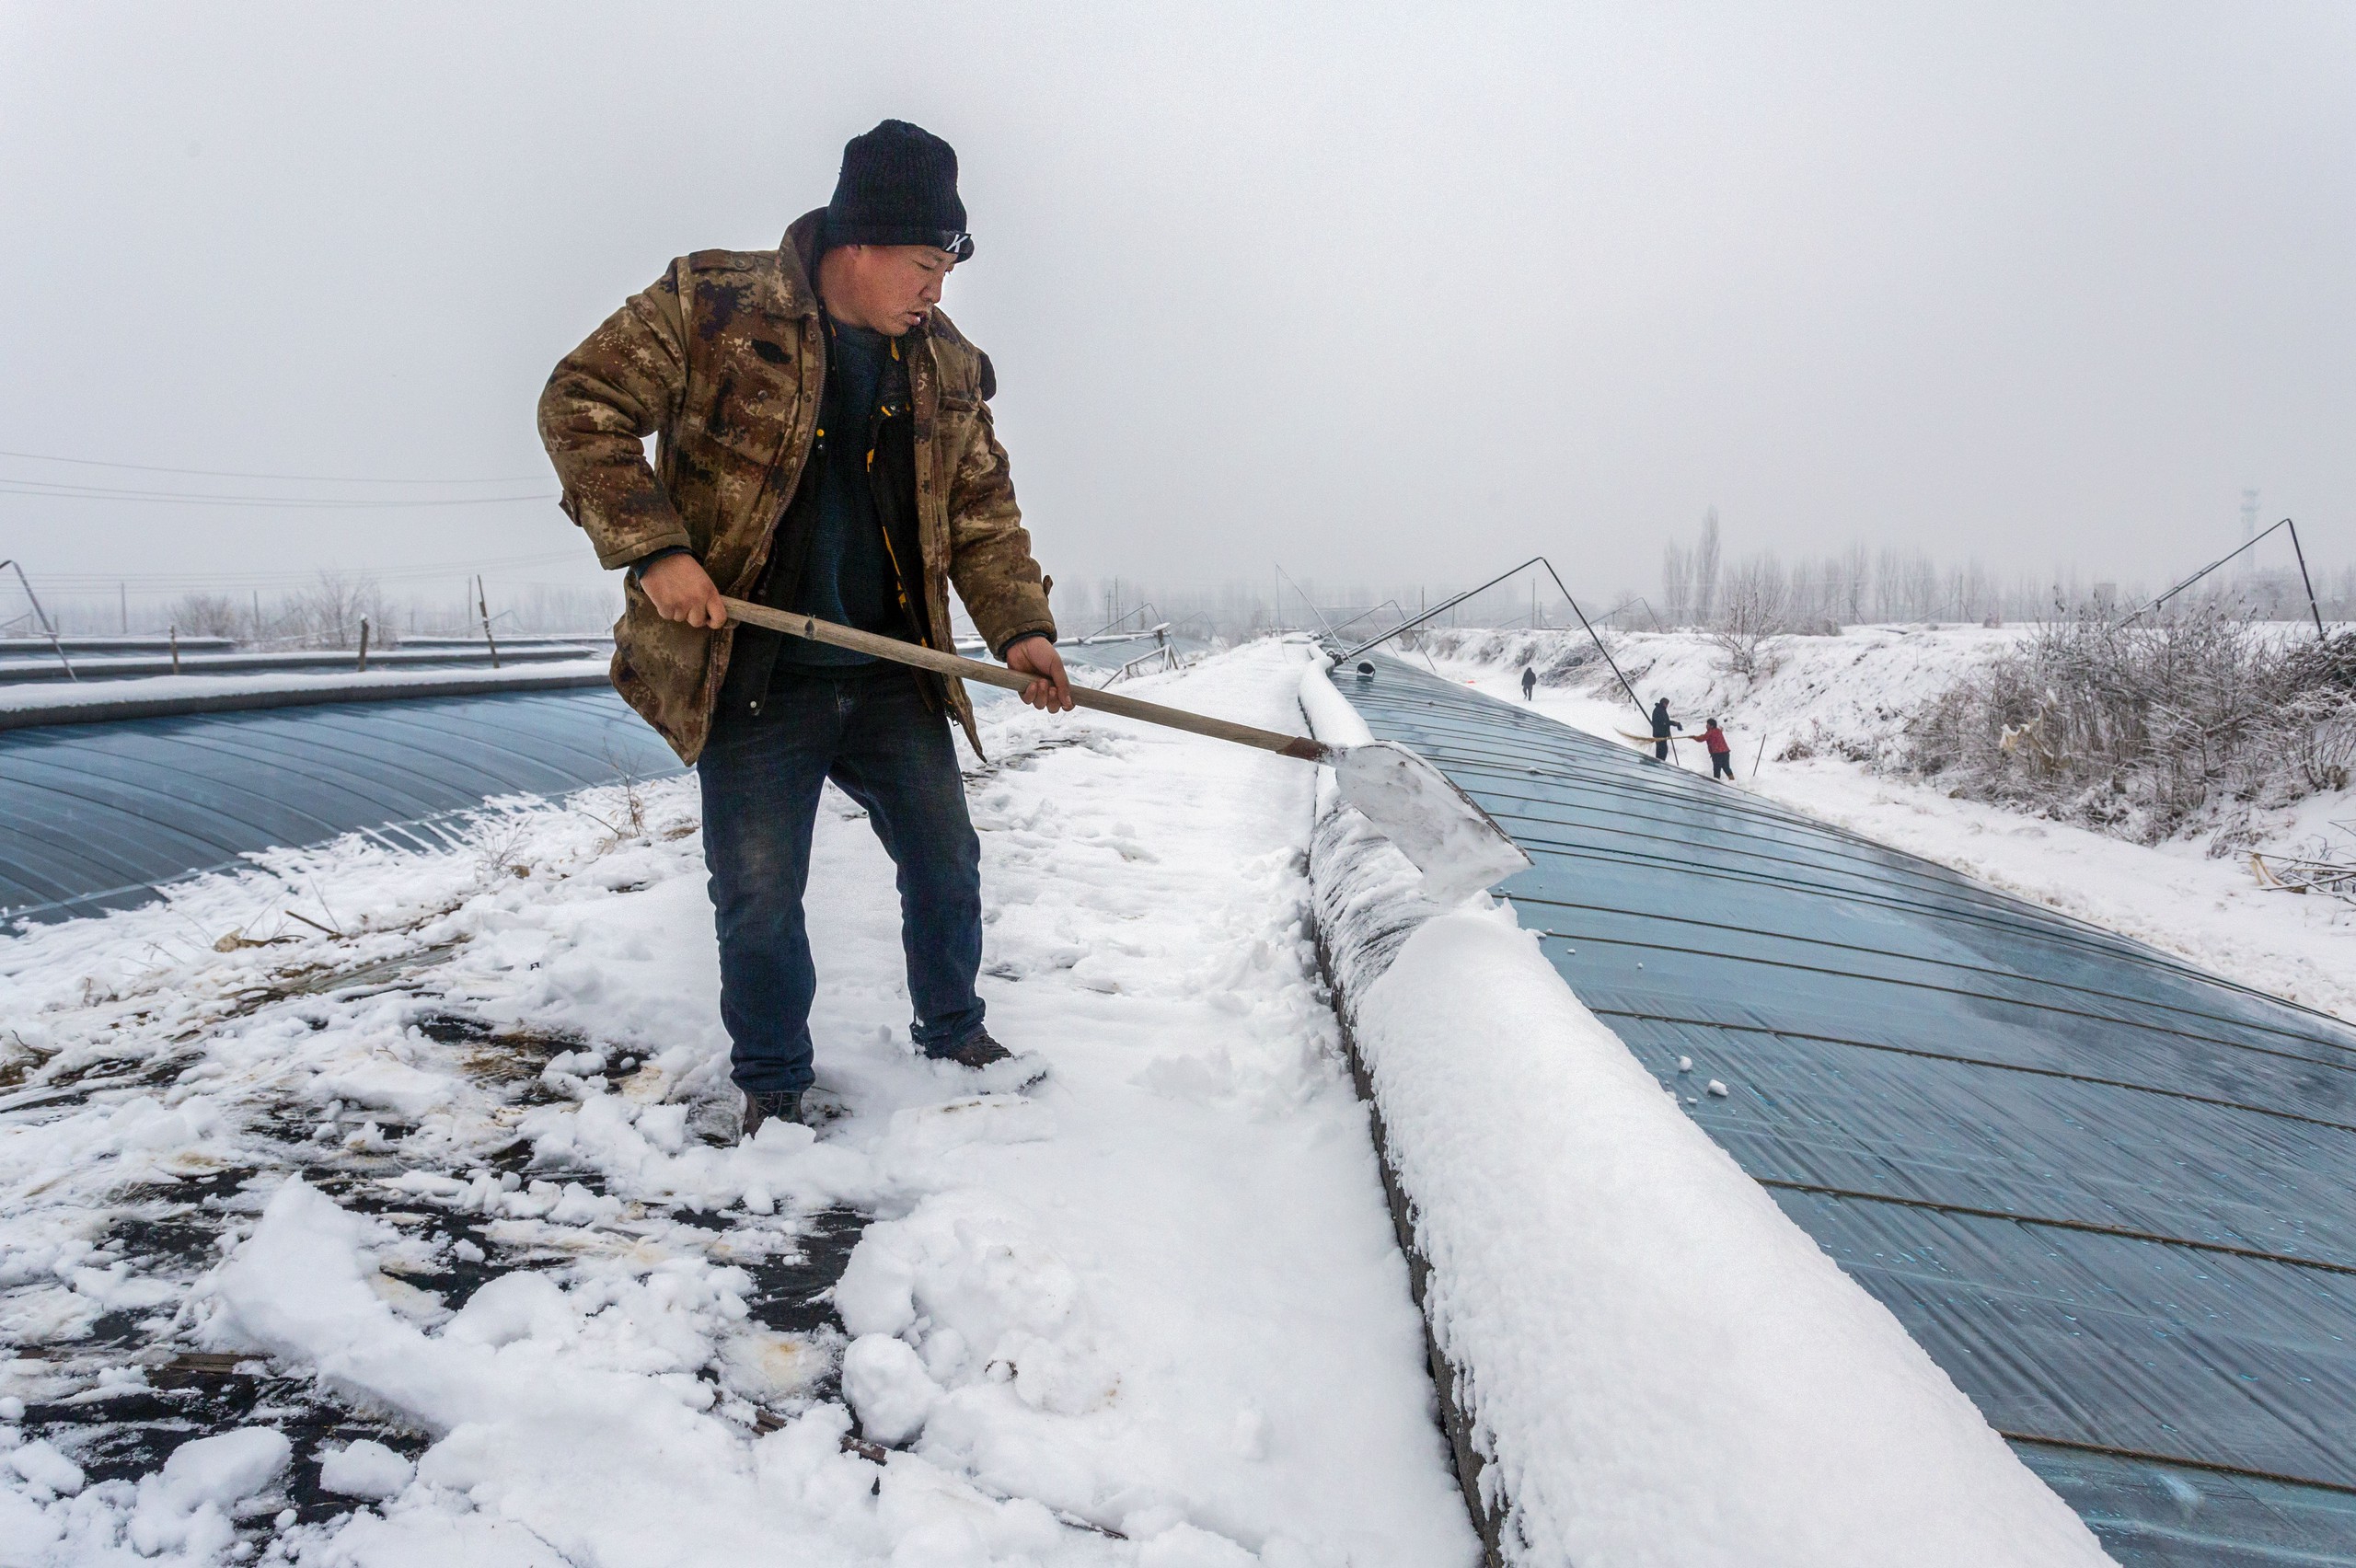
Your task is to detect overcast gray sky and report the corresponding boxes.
[3,1,2350,611]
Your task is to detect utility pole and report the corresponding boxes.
[119,582,127,634]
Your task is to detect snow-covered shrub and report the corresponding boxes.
[169,593,244,639]
[1900,610,2356,842]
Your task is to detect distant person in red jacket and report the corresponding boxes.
[1703,718,1735,780]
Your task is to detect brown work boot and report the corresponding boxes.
[925,1030,1048,1090]
[929,1031,1013,1070]
[741,1090,804,1141]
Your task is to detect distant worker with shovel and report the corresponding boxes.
[538,121,1070,1138]
[1649,697,1682,761]
[1701,717,1735,780]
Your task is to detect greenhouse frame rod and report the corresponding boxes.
[1,560,75,680]
[2113,518,2326,637]
[1274,563,1334,636]
[1333,555,1648,722]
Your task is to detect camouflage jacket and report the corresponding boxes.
[537,209,1055,763]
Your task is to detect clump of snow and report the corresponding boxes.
[156,1427,290,1509]
[839,1334,941,1445]
[317,1438,414,1500]
[1301,661,1530,903]
[1303,678,2113,1567]
[7,1438,84,1496]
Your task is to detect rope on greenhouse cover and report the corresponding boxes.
[1588,1006,2356,1137]
[1753,1178,2356,1278]
[1996,1435,2356,1501]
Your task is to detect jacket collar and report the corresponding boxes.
[763,209,826,320]
[771,206,935,340]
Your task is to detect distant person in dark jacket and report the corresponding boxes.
[1650,698,1681,760]
[1519,665,1537,701]
[1702,718,1735,779]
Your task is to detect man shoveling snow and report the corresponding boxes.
[539,120,1073,1138]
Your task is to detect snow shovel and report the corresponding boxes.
[722,599,1531,901]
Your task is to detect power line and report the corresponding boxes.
[22,550,592,590]
[0,446,547,486]
[0,478,555,509]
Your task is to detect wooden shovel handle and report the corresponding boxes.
[721,598,1328,763]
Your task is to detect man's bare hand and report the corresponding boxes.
[1006,635,1073,712]
[639,553,727,628]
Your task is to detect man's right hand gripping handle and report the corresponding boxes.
[639,553,728,629]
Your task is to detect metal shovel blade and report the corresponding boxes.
[1330,741,1531,903]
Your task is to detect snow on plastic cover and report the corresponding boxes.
[1331,652,2356,1567]
[0,688,684,923]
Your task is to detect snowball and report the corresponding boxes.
[1677,1056,1693,1073]
[159,1427,291,1507]
[8,1437,85,1495]
[840,1334,940,1446]
[1707,1079,1729,1097]
[318,1438,413,1500]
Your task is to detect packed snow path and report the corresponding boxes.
[0,642,1475,1566]
[1334,653,2356,1565]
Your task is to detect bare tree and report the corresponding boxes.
[1661,543,1693,627]
[294,571,389,649]
[1711,554,1788,675]
[172,593,242,639]
[1692,507,1722,627]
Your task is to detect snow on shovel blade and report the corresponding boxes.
[1330,741,1531,903]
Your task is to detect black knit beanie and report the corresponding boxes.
[823,120,974,260]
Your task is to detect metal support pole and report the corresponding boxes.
[169,624,180,674]
[2285,520,2327,638]
[1333,554,1652,725]
[476,575,501,669]
[357,616,371,672]
[2114,518,2303,630]
[3,560,75,681]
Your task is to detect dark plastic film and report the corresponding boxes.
[0,689,684,922]
[1340,656,2356,1565]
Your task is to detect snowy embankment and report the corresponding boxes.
[0,642,1473,1566]
[1299,661,2112,1568]
[1422,625,2356,1022]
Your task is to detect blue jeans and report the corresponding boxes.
[697,666,986,1094]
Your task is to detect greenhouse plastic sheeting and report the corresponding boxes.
[1337,654,2356,1567]
[0,688,683,923]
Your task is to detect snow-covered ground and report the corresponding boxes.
[1422,626,2356,1022]
[0,642,1475,1566]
